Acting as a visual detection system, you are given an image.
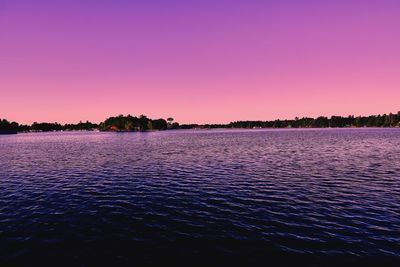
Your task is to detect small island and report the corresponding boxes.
[99,115,179,132]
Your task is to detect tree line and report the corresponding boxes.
[180,112,400,129]
[0,119,98,133]
[99,115,179,131]
[1,112,400,133]
[0,119,20,133]
[0,115,178,133]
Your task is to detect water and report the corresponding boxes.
[0,129,399,266]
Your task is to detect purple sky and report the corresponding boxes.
[1,0,400,124]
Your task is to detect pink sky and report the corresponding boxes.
[1,1,399,124]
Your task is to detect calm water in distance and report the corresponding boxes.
[0,129,399,266]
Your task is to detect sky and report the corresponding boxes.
[1,0,399,124]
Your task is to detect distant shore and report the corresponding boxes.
[12,126,400,134]
[1,112,400,134]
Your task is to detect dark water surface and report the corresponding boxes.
[1,129,399,266]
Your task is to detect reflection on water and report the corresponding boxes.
[0,129,399,266]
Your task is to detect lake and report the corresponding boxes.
[0,129,399,266]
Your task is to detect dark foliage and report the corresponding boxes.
[0,119,19,133]
[99,115,168,131]
[31,122,63,132]
[179,112,400,129]
[63,121,98,131]
[1,119,97,132]
[2,112,399,133]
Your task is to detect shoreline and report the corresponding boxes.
[7,126,400,135]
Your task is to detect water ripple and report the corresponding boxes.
[0,129,400,266]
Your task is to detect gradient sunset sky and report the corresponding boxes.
[1,0,399,124]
